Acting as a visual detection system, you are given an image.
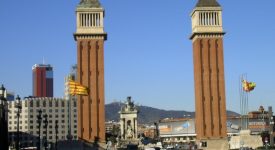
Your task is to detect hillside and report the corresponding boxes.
[105,102,240,124]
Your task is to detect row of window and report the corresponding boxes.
[9,135,78,141]
[9,100,77,108]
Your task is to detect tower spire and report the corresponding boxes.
[196,0,220,7]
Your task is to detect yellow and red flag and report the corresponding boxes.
[67,80,88,96]
[242,80,256,92]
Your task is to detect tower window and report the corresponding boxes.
[79,13,101,27]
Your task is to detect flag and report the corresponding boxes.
[242,80,256,92]
[67,80,88,96]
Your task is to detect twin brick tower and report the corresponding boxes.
[74,0,228,148]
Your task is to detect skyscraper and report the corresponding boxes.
[32,64,53,97]
[190,0,228,149]
[74,0,107,144]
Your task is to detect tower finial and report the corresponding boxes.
[78,0,101,8]
[196,0,220,7]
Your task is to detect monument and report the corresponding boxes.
[119,97,139,145]
[74,0,107,145]
[190,0,228,149]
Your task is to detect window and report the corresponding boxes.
[36,101,40,107]
[49,101,52,107]
[55,115,58,118]
[49,109,52,113]
[62,101,65,107]
[43,100,46,107]
[49,115,52,118]
[30,120,33,124]
[49,125,52,129]
[55,109,58,113]
[73,101,77,107]
[30,115,33,118]
[30,109,33,112]
[30,126,33,129]
[61,109,65,113]
[61,120,65,123]
[30,101,33,107]
[62,114,65,118]
[55,101,58,107]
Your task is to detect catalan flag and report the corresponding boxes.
[242,80,256,92]
[67,80,88,96]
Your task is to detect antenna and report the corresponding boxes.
[42,57,45,64]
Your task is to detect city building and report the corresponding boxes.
[155,107,274,149]
[32,64,53,97]
[74,0,107,143]
[190,0,228,149]
[8,97,77,148]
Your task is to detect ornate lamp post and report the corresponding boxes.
[43,114,48,150]
[37,109,42,150]
[55,120,58,150]
[0,84,9,150]
[15,95,22,150]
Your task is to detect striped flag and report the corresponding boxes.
[67,80,88,96]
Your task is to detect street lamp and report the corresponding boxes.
[15,95,22,150]
[55,120,58,150]
[0,84,9,150]
[37,109,42,150]
[43,114,48,150]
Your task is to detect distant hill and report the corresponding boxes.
[105,102,240,124]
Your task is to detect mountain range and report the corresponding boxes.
[105,102,240,124]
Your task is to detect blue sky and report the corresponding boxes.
[0,0,275,112]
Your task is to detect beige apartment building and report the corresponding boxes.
[8,97,77,148]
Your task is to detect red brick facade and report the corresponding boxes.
[192,37,227,140]
[76,38,106,143]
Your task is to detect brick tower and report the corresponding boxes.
[74,0,107,143]
[190,0,228,148]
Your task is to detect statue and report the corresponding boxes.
[126,121,134,139]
